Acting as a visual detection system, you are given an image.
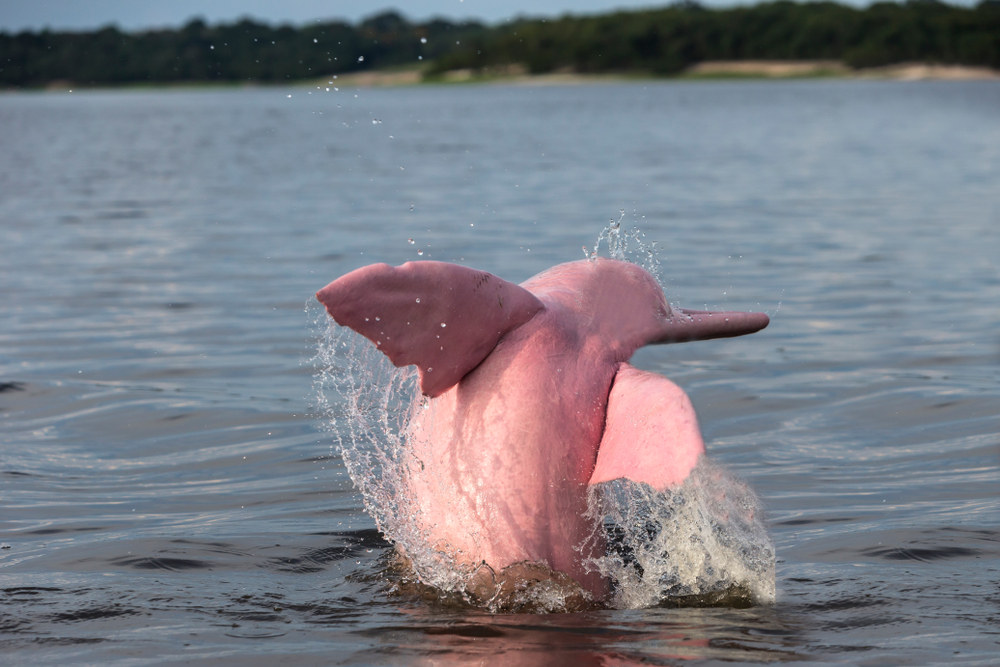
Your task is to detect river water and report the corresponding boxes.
[1,79,998,665]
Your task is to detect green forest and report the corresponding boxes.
[2,0,998,87]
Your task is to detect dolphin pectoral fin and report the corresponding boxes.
[589,365,705,491]
[652,308,769,344]
[316,261,544,397]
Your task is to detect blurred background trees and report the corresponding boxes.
[1,1,997,87]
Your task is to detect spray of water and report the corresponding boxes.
[313,318,474,594]
[584,209,661,282]
[583,465,775,608]
[314,320,597,612]
[313,224,776,611]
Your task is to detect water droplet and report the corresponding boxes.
[313,38,318,43]
[364,317,369,321]
[407,238,415,244]
[415,298,421,303]
[427,367,433,372]
[440,323,446,328]
[417,250,424,255]
[375,317,380,321]
[358,56,364,62]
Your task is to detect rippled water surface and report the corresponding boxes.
[2,80,999,665]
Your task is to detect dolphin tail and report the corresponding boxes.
[589,364,705,491]
[316,261,544,397]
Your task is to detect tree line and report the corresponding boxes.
[2,1,998,87]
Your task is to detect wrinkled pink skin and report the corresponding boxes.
[317,258,768,600]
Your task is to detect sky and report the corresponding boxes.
[0,0,935,34]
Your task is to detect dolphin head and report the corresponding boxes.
[520,258,769,354]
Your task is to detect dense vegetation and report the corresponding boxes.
[0,13,487,86]
[432,0,1000,75]
[1,1,998,87]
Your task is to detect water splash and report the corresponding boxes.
[313,321,474,595]
[584,209,661,282]
[315,322,603,612]
[312,227,775,611]
[583,463,775,608]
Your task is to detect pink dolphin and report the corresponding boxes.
[316,258,768,600]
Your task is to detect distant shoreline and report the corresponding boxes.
[6,3,999,90]
[25,61,1000,93]
[685,61,1000,81]
[312,61,1000,88]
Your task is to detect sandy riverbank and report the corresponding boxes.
[21,60,997,93]
[853,62,1000,80]
[322,60,1000,88]
[684,60,999,80]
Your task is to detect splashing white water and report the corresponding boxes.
[584,464,775,608]
[313,319,775,609]
[313,319,476,594]
[312,236,776,610]
[584,209,661,282]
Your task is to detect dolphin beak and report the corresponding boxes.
[653,308,769,344]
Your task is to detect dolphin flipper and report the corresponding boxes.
[317,261,544,397]
[589,364,705,491]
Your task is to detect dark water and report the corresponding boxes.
[1,80,998,665]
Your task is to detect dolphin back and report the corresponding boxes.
[316,261,544,397]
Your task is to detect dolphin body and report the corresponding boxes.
[317,258,768,600]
